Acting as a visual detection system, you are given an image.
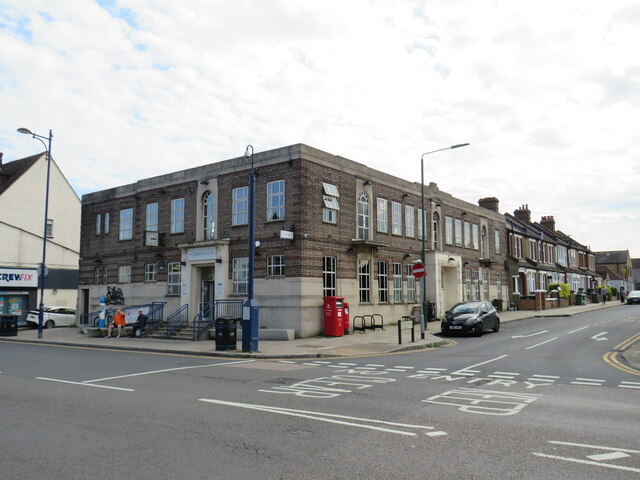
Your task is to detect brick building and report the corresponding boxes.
[79,144,508,337]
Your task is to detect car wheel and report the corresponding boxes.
[44,320,55,329]
[474,322,483,337]
[492,319,500,332]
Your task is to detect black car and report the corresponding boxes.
[627,291,640,305]
[441,301,500,336]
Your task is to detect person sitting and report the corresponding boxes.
[132,310,148,337]
[106,307,126,338]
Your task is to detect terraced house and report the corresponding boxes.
[78,144,508,338]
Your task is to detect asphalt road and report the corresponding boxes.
[1,306,638,479]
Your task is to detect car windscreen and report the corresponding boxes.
[629,291,640,298]
[451,303,480,314]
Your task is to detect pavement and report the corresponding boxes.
[4,301,638,365]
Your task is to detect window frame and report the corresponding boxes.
[267,255,285,277]
[167,262,182,296]
[266,179,285,221]
[405,205,415,238]
[119,208,133,241]
[322,256,337,297]
[144,263,157,282]
[376,198,388,233]
[357,191,370,240]
[391,201,402,236]
[232,257,248,294]
[232,186,249,226]
[203,191,215,240]
[377,261,388,303]
[146,202,159,232]
[118,265,131,284]
[392,262,403,303]
[171,198,185,234]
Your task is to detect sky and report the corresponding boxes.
[1,0,639,258]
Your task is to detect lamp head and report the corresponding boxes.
[17,128,33,135]
[244,145,253,159]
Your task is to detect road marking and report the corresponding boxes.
[614,332,640,351]
[82,359,255,383]
[570,381,603,386]
[591,332,609,341]
[568,326,589,334]
[450,354,509,376]
[587,452,630,461]
[36,377,134,392]
[619,381,640,389]
[525,337,559,350]
[494,371,519,376]
[512,330,549,339]
[199,398,442,437]
[548,440,640,454]
[529,374,559,379]
[603,351,640,376]
[575,377,605,382]
[531,453,640,473]
[423,388,541,416]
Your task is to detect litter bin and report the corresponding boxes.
[343,302,350,335]
[575,294,585,306]
[0,315,18,337]
[215,317,237,351]
[591,293,598,303]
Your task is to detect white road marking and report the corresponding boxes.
[512,330,549,338]
[587,452,630,461]
[568,326,589,334]
[199,398,440,437]
[425,431,448,437]
[529,374,559,379]
[337,363,357,366]
[525,337,559,350]
[531,453,640,473]
[619,384,640,389]
[575,378,605,382]
[36,377,134,392]
[393,366,415,369]
[548,440,640,454]
[591,332,609,341]
[571,381,603,386]
[451,355,509,376]
[494,371,520,376]
[488,374,516,379]
[83,359,254,383]
[366,364,385,367]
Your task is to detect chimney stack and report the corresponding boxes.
[540,215,556,232]
[478,197,500,212]
[513,204,531,223]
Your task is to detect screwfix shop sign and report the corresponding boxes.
[0,268,38,287]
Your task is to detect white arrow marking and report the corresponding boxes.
[591,332,608,341]
[512,330,549,339]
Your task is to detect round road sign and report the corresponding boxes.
[412,262,426,278]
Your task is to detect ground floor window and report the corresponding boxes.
[145,263,157,282]
[167,262,182,295]
[377,261,388,303]
[359,260,371,303]
[473,270,480,301]
[406,264,416,302]
[465,270,472,300]
[392,262,403,303]
[118,265,131,283]
[527,271,536,293]
[322,256,337,297]
[267,255,285,276]
[232,258,248,294]
[483,270,489,300]
[496,273,503,300]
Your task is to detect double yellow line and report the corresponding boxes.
[602,332,640,376]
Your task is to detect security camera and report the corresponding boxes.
[304,233,309,239]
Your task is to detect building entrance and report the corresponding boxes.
[200,267,216,311]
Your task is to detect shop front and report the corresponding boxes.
[0,267,39,324]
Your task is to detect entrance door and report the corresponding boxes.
[200,267,216,314]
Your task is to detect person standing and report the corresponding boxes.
[601,286,607,304]
[106,307,126,338]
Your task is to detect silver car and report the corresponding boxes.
[24,306,76,328]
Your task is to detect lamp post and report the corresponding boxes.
[420,143,469,339]
[242,145,259,352]
[17,127,53,339]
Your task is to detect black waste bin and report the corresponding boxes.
[215,317,237,351]
[0,315,18,336]
[426,302,436,322]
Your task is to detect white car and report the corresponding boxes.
[24,306,77,328]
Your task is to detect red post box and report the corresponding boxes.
[323,296,345,336]
[343,302,350,335]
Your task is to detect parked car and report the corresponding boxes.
[627,290,640,305]
[441,301,500,336]
[24,306,76,328]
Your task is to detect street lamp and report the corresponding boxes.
[420,143,469,339]
[17,127,54,339]
[242,145,259,352]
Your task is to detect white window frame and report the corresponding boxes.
[445,216,453,245]
[232,257,248,294]
[483,270,489,300]
[406,264,416,303]
[358,259,371,303]
[392,262,403,303]
[119,208,133,240]
[479,225,486,257]
[94,267,101,284]
[146,203,159,232]
[96,214,102,235]
[391,202,402,235]
[495,229,501,254]
[171,198,185,233]
[432,213,440,249]
[454,219,462,246]
[473,270,480,300]
[118,265,131,283]
[377,261,388,303]
[203,191,215,240]
[377,198,388,233]
[167,262,182,295]
[464,222,472,248]
[144,263,157,282]
[465,270,472,300]
[322,257,337,297]
[267,255,285,276]
[232,187,248,225]
[417,208,423,240]
[358,191,370,240]
[405,205,415,237]
[104,212,110,234]
[266,180,285,221]
[474,224,480,252]
[496,273,503,300]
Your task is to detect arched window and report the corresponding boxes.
[432,212,440,250]
[481,226,487,258]
[203,191,215,240]
[357,191,370,240]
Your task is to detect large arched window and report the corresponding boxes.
[203,191,215,240]
[432,212,440,250]
[357,191,370,240]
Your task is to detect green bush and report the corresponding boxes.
[548,283,570,298]
[610,286,618,296]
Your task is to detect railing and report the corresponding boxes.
[78,302,166,328]
[166,304,189,337]
[192,300,243,341]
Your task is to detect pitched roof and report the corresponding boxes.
[595,250,630,264]
[0,152,44,196]
[632,258,640,269]
[596,265,624,281]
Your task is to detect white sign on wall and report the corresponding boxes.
[0,268,38,288]
[186,246,217,262]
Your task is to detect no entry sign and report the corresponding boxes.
[411,262,426,278]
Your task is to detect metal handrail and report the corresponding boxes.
[78,302,166,328]
[192,300,244,341]
[166,304,189,336]
[192,302,214,341]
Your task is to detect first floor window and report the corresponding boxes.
[359,260,371,303]
[146,203,159,232]
[118,265,131,283]
[167,262,182,295]
[391,201,402,235]
[377,198,388,233]
[119,208,133,240]
[322,256,337,297]
[267,180,285,220]
[465,270,472,300]
[267,255,285,276]
[455,219,462,246]
[103,267,108,284]
[232,258,248,294]
[406,265,416,302]
[378,261,388,303]
[171,198,185,233]
[232,187,249,225]
[145,263,157,282]
[445,216,453,245]
[405,205,415,237]
[392,262,403,302]
[104,212,110,234]
[94,267,102,284]
[46,219,54,238]
[96,214,102,235]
